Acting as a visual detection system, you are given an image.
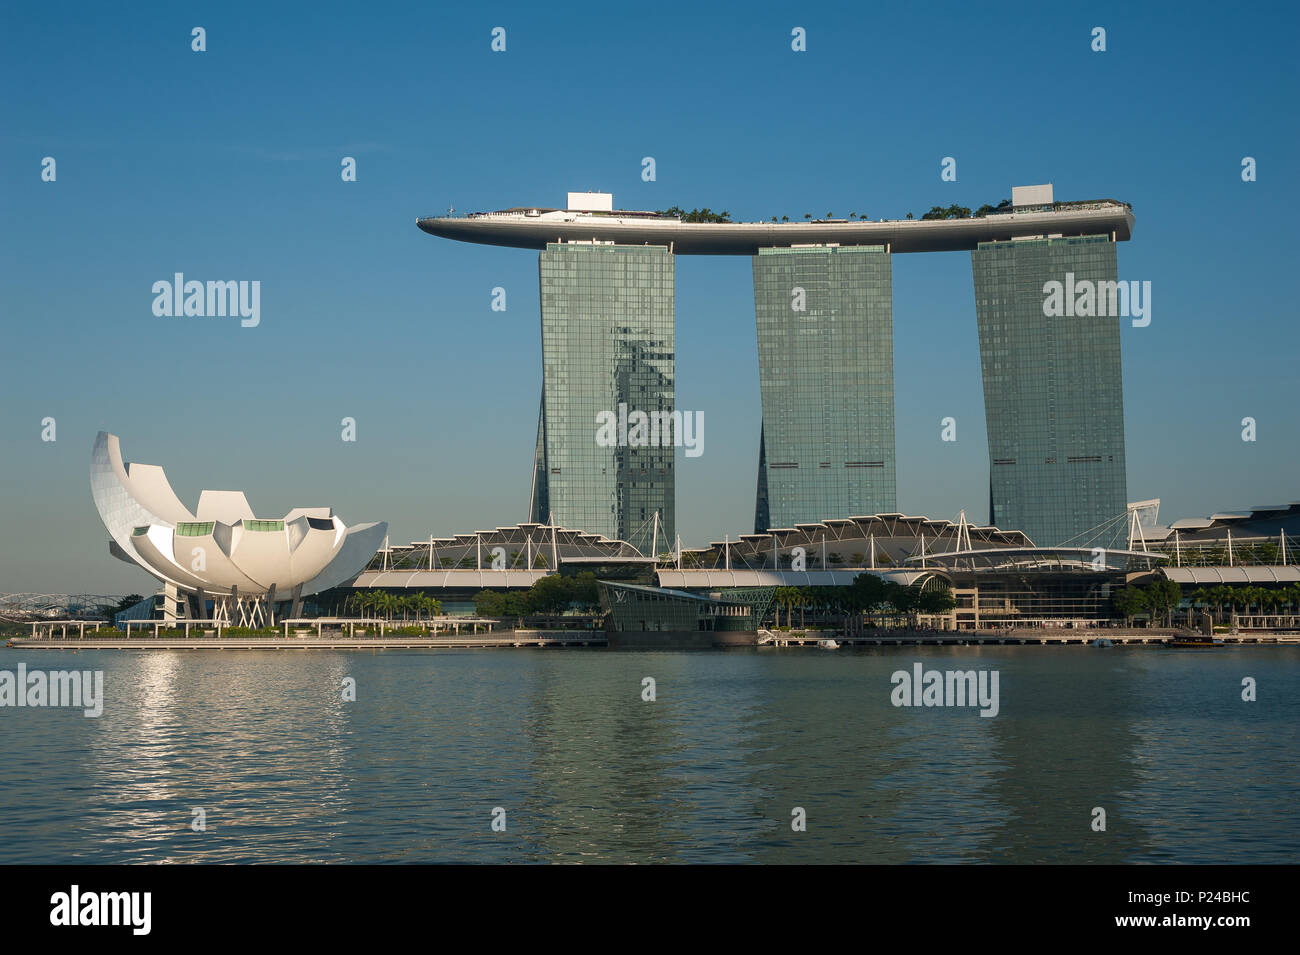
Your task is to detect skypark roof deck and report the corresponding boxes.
[416,199,1134,255]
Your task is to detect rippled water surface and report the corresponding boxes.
[1,647,1296,863]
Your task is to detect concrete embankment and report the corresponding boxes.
[760,628,1300,647]
[6,630,607,651]
[9,628,1298,652]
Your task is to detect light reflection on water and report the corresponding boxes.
[1,647,1296,864]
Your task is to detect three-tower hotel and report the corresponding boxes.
[418,185,1134,552]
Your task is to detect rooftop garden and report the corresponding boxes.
[654,206,733,223]
[660,200,1017,223]
[630,197,1127,224]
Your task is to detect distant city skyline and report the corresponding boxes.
[2,1,1297,593]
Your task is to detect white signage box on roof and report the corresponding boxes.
[567,191,614,212]
[1012,184,1054,207]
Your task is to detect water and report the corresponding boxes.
[1,646,1296,863]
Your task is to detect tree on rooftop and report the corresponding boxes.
[921,204,972,221]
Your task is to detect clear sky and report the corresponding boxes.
[2,0,1298,595]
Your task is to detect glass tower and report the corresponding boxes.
[752,245,896,532]
[530,243,675,555]
[972,235,1127,546]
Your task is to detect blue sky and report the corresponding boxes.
[2,0,1297,594]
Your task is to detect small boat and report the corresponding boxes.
[816,638,840,650]
[1165,634,1225,648]
[1091,637,1113,648]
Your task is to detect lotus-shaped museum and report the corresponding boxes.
[91,432,386,624]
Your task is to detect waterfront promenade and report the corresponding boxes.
[7,628,606,650]
[8,624,1298,651]
[758,627,1300,647]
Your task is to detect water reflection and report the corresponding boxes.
[0,647,1295,863]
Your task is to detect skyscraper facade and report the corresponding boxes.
[529,243,675,554]
[752,245,896,532]
[972,234,1128,546]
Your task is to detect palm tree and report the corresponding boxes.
[1205,585,1227,623]
[1240,586,1259,617]
[773,586,801,627]
[1225,586,1245,622]
[353,591,373,619]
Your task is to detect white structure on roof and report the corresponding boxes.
[1011,183,1054,207]
[566,191,613,212]
[91,432,386,625]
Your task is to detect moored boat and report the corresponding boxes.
[1165,634,1225,648]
